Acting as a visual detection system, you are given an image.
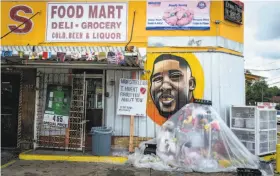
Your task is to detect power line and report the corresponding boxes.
[266,76,280,81]
[269,81,280,86]
[253,61,280,68]
[246,68,280,71]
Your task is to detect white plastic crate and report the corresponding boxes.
[230,105,277,156]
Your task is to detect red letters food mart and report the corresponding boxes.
[51,5,123,19]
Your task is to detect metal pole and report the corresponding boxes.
[83,72,87,153]
[33,72,40,150]
[262,87,264,102]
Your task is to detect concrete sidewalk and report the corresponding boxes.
[1,160,237,176]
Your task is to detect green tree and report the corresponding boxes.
[246,80,280,105]
[269,86,280,97]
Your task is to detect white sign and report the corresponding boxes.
[43,113,69,128]
[46,3,128,42]
[117,78,148,116]
[257,102,277,109]
[146,0,210,30]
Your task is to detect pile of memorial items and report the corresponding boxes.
[128,102,273,175]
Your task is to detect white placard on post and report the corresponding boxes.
[117,78,148,116]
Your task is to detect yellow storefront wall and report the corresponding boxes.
[1,0,244,52]
[1,1,246,151]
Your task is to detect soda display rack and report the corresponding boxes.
[230,105,277,156]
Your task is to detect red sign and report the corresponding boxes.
[257,102,277,109]
[232,0,244,10]
[8,5,34,34]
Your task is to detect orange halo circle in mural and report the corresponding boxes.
[146,53,205,126]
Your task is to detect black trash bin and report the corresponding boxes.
[91,126,113,156]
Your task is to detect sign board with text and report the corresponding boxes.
[43,113,69,128]
[146,0,210,30]
[46,3,128,42]
[117,78,148,116]
[224,1,243,25]
[43,85,72,128]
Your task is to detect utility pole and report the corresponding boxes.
[262,86,264,102]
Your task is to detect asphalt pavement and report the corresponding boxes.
[1,160,236,176]
[1,125,279,175]
[1,149,19,166]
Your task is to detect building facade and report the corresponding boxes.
[1,0,245,151]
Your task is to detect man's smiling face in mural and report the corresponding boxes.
[150,54,196,118]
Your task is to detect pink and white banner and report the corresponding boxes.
[146,0,210,30]
[46,3,127,42]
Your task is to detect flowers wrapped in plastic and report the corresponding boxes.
[128,103,272,174]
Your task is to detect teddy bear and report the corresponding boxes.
[156,121,178,166]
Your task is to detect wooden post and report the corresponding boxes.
[129,115,135,152]
[129,71,136,152]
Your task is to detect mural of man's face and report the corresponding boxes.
[150,58,195,118]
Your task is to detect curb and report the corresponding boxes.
[19,151,128,164]
[261,154,276,161]
[1,160,17,169]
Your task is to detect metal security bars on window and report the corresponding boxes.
[35,70,86,151]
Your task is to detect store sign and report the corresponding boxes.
[117,78,148,116]
[46,3,128,42]
[146,0,210,30]
[43,113,69,128]
[8,5,34,34]
[43,85,72,128]
[224,1,243,25]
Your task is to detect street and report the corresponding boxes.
[1,160,236,176]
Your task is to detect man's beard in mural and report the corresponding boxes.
[153,91,189,118]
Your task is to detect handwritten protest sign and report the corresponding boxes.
[117,78,148,116]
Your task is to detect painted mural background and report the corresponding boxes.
[146,53,205,125]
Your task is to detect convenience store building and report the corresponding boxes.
[0,0,245,151]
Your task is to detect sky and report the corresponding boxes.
[244,1,280,87]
